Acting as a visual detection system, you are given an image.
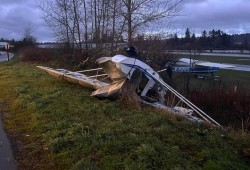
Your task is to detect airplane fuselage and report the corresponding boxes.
[172,66,219,74]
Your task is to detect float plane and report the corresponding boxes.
[37,55,221,127]
[168,58,235,79]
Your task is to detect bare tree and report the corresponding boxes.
[37,0,183,51]
[82,0,88,49]
[37,0,72,48]
[23,25,37,45]
[72,0,82,48]
[120,0,183,46]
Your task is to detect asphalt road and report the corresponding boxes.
[0,116,17,170]
[0,51,17,169]
[0,51,14,62]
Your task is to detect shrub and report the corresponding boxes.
[17,47,104,70]
[18,47,59,62]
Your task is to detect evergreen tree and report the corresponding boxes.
[200,30,207,48]
[202,30,207,38]
[191,33,196,43]
[185,28,191,43]
[173,33,179,47]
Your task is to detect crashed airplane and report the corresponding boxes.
[37,54,221,127]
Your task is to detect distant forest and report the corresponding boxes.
[165,28,250,50]
[1,28,250,51]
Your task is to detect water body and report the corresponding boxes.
[0,51,14,62]
[0,116,17,170]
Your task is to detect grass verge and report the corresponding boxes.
[0,57,250,169]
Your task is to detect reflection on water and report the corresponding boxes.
[0,51,14,62]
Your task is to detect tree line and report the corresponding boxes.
[36,0,183,51]
[0,25,37,51]
[167,28,250,50]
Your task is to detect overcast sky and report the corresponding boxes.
[175,0,250,36]
[1,0,250,42]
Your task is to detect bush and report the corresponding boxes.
[18,47,59,62]
[17,47,104,70]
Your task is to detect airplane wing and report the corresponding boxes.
[177,58,235,68]
[195,61,235,68]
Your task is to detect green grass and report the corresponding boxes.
[169,70,250,97]
[171,54,250,91]
[218,69,250,85]
[0,57,250,169]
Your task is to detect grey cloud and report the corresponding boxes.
[1,0,250,41]
[174,0,250,34]
[0,0,53,42]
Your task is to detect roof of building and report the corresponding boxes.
[0,42,8,47]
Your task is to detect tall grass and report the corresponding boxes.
[188,84,250,131]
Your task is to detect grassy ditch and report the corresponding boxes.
[169,69,250,131]
[0,57,250,169]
